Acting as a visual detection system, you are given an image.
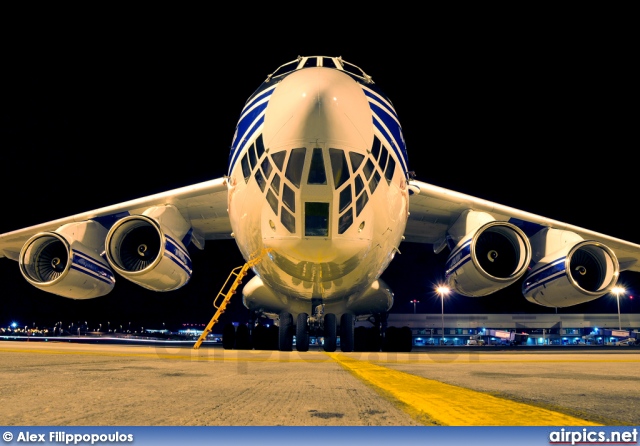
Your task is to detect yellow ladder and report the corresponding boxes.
[192,249,270,349]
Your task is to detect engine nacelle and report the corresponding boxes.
[523,229,619,307]
[19,221,115,299]
[105,205,192,291]
[445,212,532,297]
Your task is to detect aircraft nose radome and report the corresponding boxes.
[263,67,372,149]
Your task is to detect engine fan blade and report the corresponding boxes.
[475,231,518,277]
[570,249,603,292]
[119,226,161,271]
[35,240,68,281]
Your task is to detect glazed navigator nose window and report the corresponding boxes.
[305,202,329,236]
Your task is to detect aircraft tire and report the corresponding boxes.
[354,326,368,351]
[323,313,337,352]
[340,313,354,352]
[366,326,382,352]
[252,323,268,350]
[399,326,413,352]
[222,323,236,349]
[296,313,309,352]
[235,324,252,350]
[278,311,293,351]
[382,326,398,352]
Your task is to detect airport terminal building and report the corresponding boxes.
[365,313,640,346]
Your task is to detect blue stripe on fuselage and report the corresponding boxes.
[228,86,275,175]
[363,91,409,175]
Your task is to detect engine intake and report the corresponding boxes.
[19,221,115,299]
[445,220,532,297]
[105,205,192,291]
[523,240,619,307]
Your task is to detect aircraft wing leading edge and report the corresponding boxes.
[0,177,232,261]
[405,179,640,273]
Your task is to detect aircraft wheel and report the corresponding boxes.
[399,326,413,352]
[296,313,309,352]
[366,326,382,352]
[278,311,293,351]
[354,326,367,351]
[252,323,268,350]
[235,324,252,350]
[383,326,398,352]
[222,323,236,349]
[323,313,337,352]
[340,313,355,352]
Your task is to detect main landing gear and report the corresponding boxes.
[220,311,412,353]
[279,310,354,353]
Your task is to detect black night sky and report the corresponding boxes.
[1,19,638,331]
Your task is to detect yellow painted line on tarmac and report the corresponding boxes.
[328,353,601,426]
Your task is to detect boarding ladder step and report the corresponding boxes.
[192,249,269,349]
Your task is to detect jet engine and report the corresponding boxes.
[105,205,193,291]
[444,210,532,297]
[19,221,115,299]
[523,229,619,307]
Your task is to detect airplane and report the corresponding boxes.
[1,54,640,353]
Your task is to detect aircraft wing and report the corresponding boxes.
[0,178,231,261]
[405,179,640,273]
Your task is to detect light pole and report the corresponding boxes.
[612,286,625,330]
[410,299,420,314]
[436,286,450,345]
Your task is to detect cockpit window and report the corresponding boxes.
[354,174,364,196]
[271,173,281,196]
[261,158,272,180]
[303,58,318,68]
[241,154,251,183]
[322,57,337,69]
[307,148,327,185]
[281,207,295,233]
[255,168,266,192]
[283,184,295,212]
[349,152,365,172]
[271,151,286,171]
[285,148,306,188]
[329,148,349,189]
[363,159,375,180]
[339,185,352,212]
[369,171,380,194]
[248,143,257,169]
[255,134,265,158]
[338,208,353,235]
[384,156,396,184]
[371,137,381,161]
[356,191,368,217]
[379,146,388,172]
